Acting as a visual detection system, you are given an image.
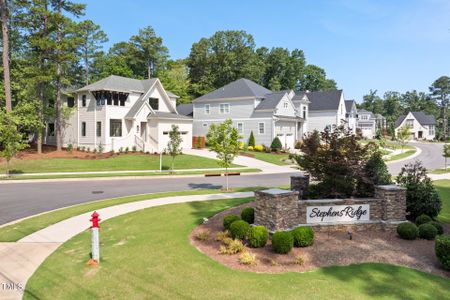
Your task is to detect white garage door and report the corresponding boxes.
[161,130,190,151]
[276,133,295,149]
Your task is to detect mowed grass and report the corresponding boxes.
[0,154,241,174]
[0,187,266,242]
[385,150,416,162]
[436,180,450,223]
[241,151,291,165]
[25,198,450,299]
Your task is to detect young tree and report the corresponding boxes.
[248,131,255,147]
[166,125,182,174]
[78,20,108,85]
[0,0,12,112]
[397,125,411,153]
[0,109,28,175]
[444,144,450,170]
[206,119,240,191]
[430,76,450,140]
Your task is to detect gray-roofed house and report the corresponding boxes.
[304,90,347,132]
[395,112,436,140]
[176,103,193,117]
[44,75,192,152]
[192,78,309,149]
[344,100,358,133]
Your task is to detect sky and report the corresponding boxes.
[78,0,450,102]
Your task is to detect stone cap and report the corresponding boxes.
[256,188,298,196]
[290,173,310,178]
[375,185,406,191]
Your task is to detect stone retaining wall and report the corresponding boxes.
[254,177,407,233]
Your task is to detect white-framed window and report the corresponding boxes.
[258,122,265,134]
[205,104,210,114]
[81,122,86,137]
[219,103,230,114]
[361,114,369,120]
[237,122,244,134]
[96,121,102,137]
[110,119,122,137]
[202,123,208,128]
[302,106,307,119]
[406,119,414,128]
[429,125,435,135]
[283,102,288,109]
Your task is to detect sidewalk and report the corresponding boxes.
[0,191,254,300]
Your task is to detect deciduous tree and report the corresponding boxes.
[166,124,182,174]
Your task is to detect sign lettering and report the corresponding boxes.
[306,205,370,223]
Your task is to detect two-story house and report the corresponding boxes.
[191,78,308,149]
[44,75,193,153]
[306,90,347,132]
[395,112,436,140]
[356,109,377,139]
[345,99,358,133]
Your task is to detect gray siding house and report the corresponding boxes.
[191,78,309,149]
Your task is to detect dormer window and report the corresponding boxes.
[149,97,159,110]
[302,106,307,119]
[283,102,288,109]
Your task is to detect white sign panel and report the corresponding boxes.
[307,204,370,224]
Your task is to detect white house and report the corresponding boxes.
[44,75,193,153]
[395,112,436,140]
[345,99,358,134]
[306,90,347,132]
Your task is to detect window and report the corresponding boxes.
[136,125,140,134]
[119,94,127,106]
[205,104,210,114]
[96,122,101,137]
[302,106,307,119]
[406,119,414,128]
[219,103,230,114]
[67,97,75,108]
[110,119,122,137]
[149,97,159,110]
[258,122,265,134]
[429,125,435,135]
[81,122,86,137]
[202,123,208,128]
[82,95,87,107]
[47,123,55,136]
[237,122,243,134]
[283,102,288,109]
[113,94,119,106]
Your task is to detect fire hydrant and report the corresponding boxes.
[89,211,101,264]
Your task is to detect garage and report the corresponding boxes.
[276,133,295,150]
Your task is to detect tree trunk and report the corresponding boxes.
[55,5,62,151]
[0,0,12,112]
[6,158,10,176]
[171,156,175,174]
[225,166,229,191]
[37,84,44,154]
[85,48,89,85]
[444,105,448,141]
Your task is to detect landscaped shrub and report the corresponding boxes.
[247,226,269,248]
[435,235,450,270]
[418,223,438,240]
[132,145,137,152]
[223,214,241,230]
[67,144,73,152]
[247,146,254,151]
[357,151,392,196]
[229,220,250,240]
[125,147,129,153]
[215,230,230,241]
[254,145,264,152]
[98,143,104,154]
[239,251,257,265]
[396,222,418,240]
[241,207,254,224]
[397,161,442,219]
[219,239,245,255]
[271,231,294,254]
[291,227,314,247]
[238,141,244,150]
[248,131,256,147]
[294,140,302,149]
[270,137,283,151]
[431,221,444,235]
[416,214,432,226]
[195,230,210,241]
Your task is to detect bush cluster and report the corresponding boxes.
[397,222,418,240]
[291,227,314,247]
[247,226,269,248]
[435,235,450,270]
[229,220,250,240]
[223,214,240,230]
[241,207,255,224]
[431,221,444,235]
[247,146,254,151]
[270,137,283,151]
[416,214,432,226]
[272,231,294,254]
[418,223,438,240]
[254,145,264,152]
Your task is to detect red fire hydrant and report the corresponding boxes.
[88,211,101,265]
[90,211,101,228]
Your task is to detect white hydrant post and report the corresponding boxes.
[160,152,163,172]
[90,211,101,263]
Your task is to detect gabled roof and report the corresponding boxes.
[148,111,192,120]
[176,103,193,116]
[125,96,149,119]
[193,78,271,102]
[166,91,179,98]
[395,112,436,128]
[344,100,356,113]
[303,90,343,111]
[76,75,157,93]
[255,91,288,110]
[358,109,375,118]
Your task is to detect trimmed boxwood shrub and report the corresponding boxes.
[431,221,444,235]
[241,207,255,224]
[415,214,432,226]
[291,227,314,247]
[435,235,450,270]
[397,222,418,240]
[418,223,438,240]
[223,215,240,230]
[248,226,269,248]
[229,220,250,240]
[272,231,293,254]
[270,137,283,151]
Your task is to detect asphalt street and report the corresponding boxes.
[0,142,444,225]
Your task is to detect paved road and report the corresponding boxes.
[387,142,444,176]
[0,172,298,225]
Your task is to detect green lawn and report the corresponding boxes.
[431,168,450,174]
[385,150,416,162]
[241,151,291,165]
[25,197,450,299]
[436,180,450,223]
[0,154,241,174]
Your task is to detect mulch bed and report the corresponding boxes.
[190,202,450,278]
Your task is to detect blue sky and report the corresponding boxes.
[78,0,450,101]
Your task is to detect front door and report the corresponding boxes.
[418,131,423,139]
[140,122,147,142]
